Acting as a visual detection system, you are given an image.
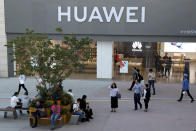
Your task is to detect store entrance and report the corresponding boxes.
[113,42,196,84]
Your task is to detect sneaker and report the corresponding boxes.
[177,99,182,102]
[191,100,194,103]
[144,109,147,112]
[50,127,55,130]
[89,116,93,119]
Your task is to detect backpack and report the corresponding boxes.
[146,88,151,99]
[138,73,143,82]
[70,103,74,113]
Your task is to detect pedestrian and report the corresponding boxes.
[177,74,194,103]
[137,69,143,82]
[165,57,172,78]
[50,100,61,130]
[128,67,138,91]
[133,79,142,110]
[18,73,28,95]
[143,84,151,112]
[108,82,119,112]
[148,69,156,95]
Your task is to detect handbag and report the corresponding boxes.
[116,92,121,99]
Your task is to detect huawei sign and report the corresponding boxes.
[132,42,142,52]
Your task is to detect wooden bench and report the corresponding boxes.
[29,116,63,127]
[0,106,29,119]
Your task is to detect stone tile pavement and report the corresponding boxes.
[0,78,195,131]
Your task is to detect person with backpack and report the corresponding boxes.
[143,84,151,112]
[128,67,138,91]
[72,99,85,123]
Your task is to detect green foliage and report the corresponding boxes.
[61,108,68,115]
[61,92,74,106]
[29,99,37,107]
[43,102,53,108]
[6,28,92,97]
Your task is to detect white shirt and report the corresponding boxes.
[109,86,119,97]
[140,80,145,88]
[73,103,80,112]
[68,92,75,99]
[148,72,155,80]
[21,95,30,108]
[143,89,147,99]
[10,96,19,108]
[19,74,26,84]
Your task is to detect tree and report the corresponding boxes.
[7,28,92,90]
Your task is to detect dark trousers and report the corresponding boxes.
[144,99,150,109]
[165,68,170,76]
[85,109,93,120]
[129,80,135,90]
[179,90,194,101]
[134,93,142,110]
[31,110,45,127]
[18,84,28,95]
[148,80,155,94]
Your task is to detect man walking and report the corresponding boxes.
[177,74,194,103]
[128,67,138,91]
[18,74,28,95]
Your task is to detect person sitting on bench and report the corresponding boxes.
[85,103,93,120]
[80,95,93,121]
[20,92,30,114]
[73,99,85,123]
[50,100,61,130]
[10,92,22,113]
[31,101,46,128]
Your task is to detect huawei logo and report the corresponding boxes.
[132,42,142,52]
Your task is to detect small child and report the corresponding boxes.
[143,84,151,112]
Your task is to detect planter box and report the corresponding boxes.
[29,102,72,125]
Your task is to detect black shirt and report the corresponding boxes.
[35,104,44,109]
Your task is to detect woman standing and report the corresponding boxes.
[109,83,119,112]
[148,69,156,95]
[133,79,143,110]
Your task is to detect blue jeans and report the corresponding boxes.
[148,80,155,94]
[73,111,84,122]
[51,114,60,128]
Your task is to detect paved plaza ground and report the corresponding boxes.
[0,78,195,131]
